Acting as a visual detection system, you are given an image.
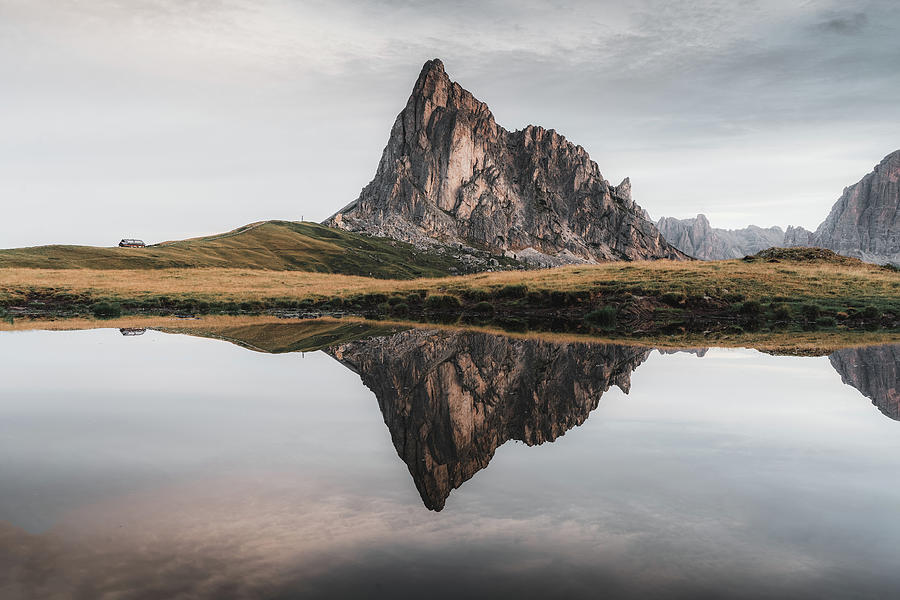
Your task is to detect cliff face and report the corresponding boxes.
[786,150,900,265]
[328,329,651,510]
[829,344,900,421]
[324,59,686,265]
[656,214,785,260]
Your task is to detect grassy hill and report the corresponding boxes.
[0,220,475,278]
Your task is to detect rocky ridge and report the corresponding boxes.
[786,150,900,265]
[325,59,686,266]
[656,214,785,260]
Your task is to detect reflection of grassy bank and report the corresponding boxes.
[1,250,898,337]
[2,315,897,355]
[160,320,408,353]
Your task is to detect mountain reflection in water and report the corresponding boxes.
[328,331,652,510]
[326,331,899,510]
[829,344,899,420]
[1,325,899,600]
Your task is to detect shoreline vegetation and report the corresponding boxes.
[1,247,897,345]
[0,315,896,356]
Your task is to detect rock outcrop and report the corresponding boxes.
[783,225,815,247]
[325,59,686,265]
[656,214,785,260]
[786,150,900,265]
[829,344,900,421]
[328,329,651,510]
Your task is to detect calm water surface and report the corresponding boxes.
[0,326,898,599]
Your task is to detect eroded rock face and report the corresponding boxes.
[325,59,686,265]
[327,330,651,510]
[656,214,785,260]
[786,150,900,265]
[783,225,815,247]
[829,344,900,420]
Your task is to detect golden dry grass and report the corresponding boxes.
[0,268,396,303]
[2,258,897,306]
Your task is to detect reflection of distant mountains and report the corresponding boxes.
[829,345,900,421]
[328,330,651,510]
[326,328,899,510]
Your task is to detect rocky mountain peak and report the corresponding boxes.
[614,177,632,203]
[408,58,490,119]
[325,59,685,265]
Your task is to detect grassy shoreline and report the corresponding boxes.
[3,251,898,336]
[1,315,897,355]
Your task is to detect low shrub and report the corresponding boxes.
[800,303,821,321]
[661,292,686,307]
[461,289,490,302]
[424,294,461,311]
[548,291,569,307]
[526,291,546,304]
[361,293,388,305]
[739,300,762,315]
[472,301,495,314]
[569,290,592,304]
[91,301,122,319]
[325,297,344,309]
[495,284,528,299]
[584,306,617,329]
[740,316,762,331]
[390,302,409,316]
[239,301,262,313]
[773,304,792,321]
[861,306,881,320]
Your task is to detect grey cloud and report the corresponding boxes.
[0,0,897,245]
[817,11,868,34]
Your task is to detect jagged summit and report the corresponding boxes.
[325,59,685,265]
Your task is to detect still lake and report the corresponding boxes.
[1,325,898,599]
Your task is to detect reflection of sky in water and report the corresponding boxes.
[1,329,899,599]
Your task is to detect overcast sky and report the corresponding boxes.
[1,0,898,247]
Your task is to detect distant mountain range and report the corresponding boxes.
[657,150,899,264]
[656,215,785,260]
[325,59,685,266]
